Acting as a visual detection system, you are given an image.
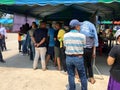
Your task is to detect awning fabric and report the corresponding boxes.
[0,0,120,20]
[0,0,120,5]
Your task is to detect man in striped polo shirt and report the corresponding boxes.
[63,19,87,90]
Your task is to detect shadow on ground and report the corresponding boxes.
[0,53,57,71]
[0,52,110,76]
[66,83,81,90]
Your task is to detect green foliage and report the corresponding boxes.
[0,11,7,18]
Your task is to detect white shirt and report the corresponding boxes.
[0,27,7,37]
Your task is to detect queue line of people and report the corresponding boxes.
[17,19,98,90]
[18,21,67,72]
[17,19,120,90]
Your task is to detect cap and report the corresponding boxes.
[115,29,120,39]
[69,19,82,28]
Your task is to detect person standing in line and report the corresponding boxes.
[46,23,55,66]
[32,21,48,71]
[107,32,120,90]
[18,29,23,53]
[22,23,30,55]
[64,19,87,90]
[0,23,7,51]
[57,23,67,72]
[80,20,98,84]
[54,22,61,71]
[29,22,38,60]
[21,33,27,55]
[0,33,5,63]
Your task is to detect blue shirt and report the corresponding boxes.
[48,28,55,47]
[80,21,99,47]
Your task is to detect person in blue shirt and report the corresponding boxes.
[80,20,99,84]
[46,23,55,66]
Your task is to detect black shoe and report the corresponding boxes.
[33,67,38,70]
[5,49,7,51]
[0,60,6,63]
[19,51,22,53]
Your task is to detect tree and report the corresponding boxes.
[0,11,7,18]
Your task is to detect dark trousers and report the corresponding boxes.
[84,48,93,78]
[0,50,3,61]
[29,43,35,60]
[0,39,2,51]
[18,41,22,52]
[0,38,7,51]
[2,37,7,51]
[60,47,67,72]
[0,42,3,61]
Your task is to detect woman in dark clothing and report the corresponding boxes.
[107,32,120,90]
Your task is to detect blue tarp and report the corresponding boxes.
[0,0,120,20]
[15,0,98,5]
[0,18,13,24]
[0,0,120,5]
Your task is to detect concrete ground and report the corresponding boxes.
[0,33,110,90]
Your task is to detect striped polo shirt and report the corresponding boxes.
[63,30,86,55]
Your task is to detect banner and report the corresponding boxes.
[13,14,35,32]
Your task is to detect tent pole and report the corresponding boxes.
[93,58,104,80]
[25,15,27,23]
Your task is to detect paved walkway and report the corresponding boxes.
[0,33,110,90]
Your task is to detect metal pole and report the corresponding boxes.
[93,58,104,80]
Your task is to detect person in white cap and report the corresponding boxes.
[63,19,87,90]
[114,29,120,44]
[107,30,120,90]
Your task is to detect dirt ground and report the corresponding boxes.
[0,33,110,90]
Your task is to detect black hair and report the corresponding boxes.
[20,27,22,30]
[56,22,62,28]
[49,23,52,28]
[40,21,46,24]
[70,26,76,30]
[32,22,38,28]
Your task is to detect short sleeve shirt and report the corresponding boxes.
[48,28,55,47]
[109,45,120,65]
[57,29,65,48]
[64,30,86,55]
[33,28,48,47]
[109,45,120,82]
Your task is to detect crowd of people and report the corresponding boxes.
[17,19,98,90]
[18,21,68,71]
[16,18,120,90]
